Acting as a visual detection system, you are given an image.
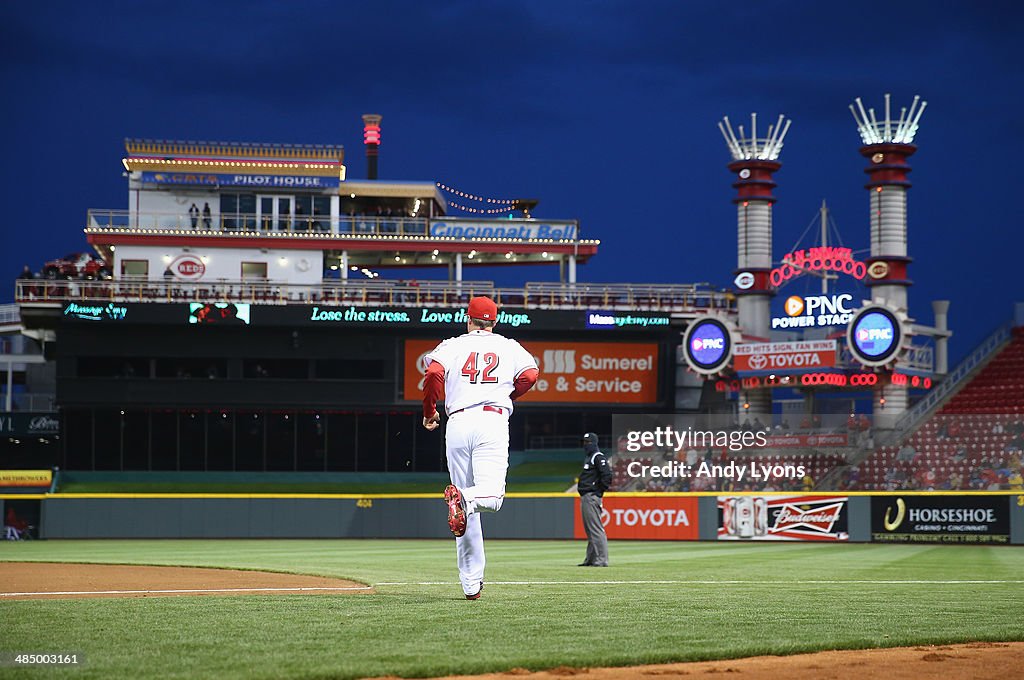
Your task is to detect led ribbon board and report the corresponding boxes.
[683,317,732,375]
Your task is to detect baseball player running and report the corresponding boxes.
[421,296,539,599]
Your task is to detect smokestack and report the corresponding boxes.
[362,114,382,180]
[851,94,927,418]
[718,112,791,414]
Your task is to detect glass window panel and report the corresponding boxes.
[356,414,386,472]
[241,262,268,280]
[238,194,256,230]
[207,411,234,470]
[297,413,325,471]
[326,414,356,471]
[121,260,149,277]
[180,411,206,471]
[266,412,295,471]
[277,197,291,232]
[65,408,93,470]
[122,411,149,470]
[94,409,121,470]
[151,411,178,470]
[235,411,264,471]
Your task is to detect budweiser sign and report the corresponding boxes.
[734,340,837,373]
[718,495,849,541]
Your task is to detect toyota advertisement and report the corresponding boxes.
[871,496,1010,544]
[574,495,698,540]
[718,495,850,541]
[734,340,837,373]
[403,339,660,404]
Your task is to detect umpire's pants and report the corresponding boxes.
[580,493,609,566]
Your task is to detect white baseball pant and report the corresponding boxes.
[445,407,510,596]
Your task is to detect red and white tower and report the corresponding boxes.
[362,113,382,180]
[719,113,791,412]
[851,94,926,417]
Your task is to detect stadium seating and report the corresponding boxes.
[848,328,1024,490]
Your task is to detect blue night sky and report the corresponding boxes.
[2,1,1021,361]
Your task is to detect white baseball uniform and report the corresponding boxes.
[424,329,538,596]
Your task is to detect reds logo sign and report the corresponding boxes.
[171,255,206,280]
[867,261,890,279]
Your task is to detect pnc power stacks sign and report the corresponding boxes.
[403,340,659,404]
[574,496,698,540]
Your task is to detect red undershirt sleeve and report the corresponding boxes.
[510,367,539,401]
[422,361,446,418]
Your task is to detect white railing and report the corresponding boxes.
[15,279,736,313]
[11,394,56,412]
[0,303,20,326]
[85,209,584,243]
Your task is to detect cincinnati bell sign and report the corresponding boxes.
[772,293,855,329]
[733,340,837,372]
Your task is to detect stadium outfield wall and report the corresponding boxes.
[3,492,1023,544]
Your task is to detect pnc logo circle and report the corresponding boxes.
[785,296,805,317]
[692,337,724,351]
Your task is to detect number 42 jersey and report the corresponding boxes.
[424,330,538,416]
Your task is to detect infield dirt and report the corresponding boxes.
[0,561,372,599]
[426,642,1023,680]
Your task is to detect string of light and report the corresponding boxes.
[446,200,517,215]
[436,182,517,205]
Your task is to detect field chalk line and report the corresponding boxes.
[0,586,374,597]
[375,579,1024,586]
[5,580,1021,596]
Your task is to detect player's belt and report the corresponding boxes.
[448,405,505,417]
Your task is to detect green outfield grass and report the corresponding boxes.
[1,540,1023,679]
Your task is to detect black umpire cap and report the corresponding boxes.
[581,432,599,446]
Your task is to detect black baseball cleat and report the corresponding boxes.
[577,562,592,567]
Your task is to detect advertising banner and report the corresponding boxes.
[871,496,1010,544]
[574,495,698,540]
[140,171,339,189]
[762,434,849,448]
[0,413,60,437]
[717,494,849,541]
[0,470,52,488]
[734,340,837,373]
[403,340,660,404]
[428,219,577,241]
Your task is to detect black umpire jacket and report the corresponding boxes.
[578,450,613,496]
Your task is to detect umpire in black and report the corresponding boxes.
[577,432,612,567]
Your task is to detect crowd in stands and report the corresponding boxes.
[844,415,1024,491]
[844,327,1024,491]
